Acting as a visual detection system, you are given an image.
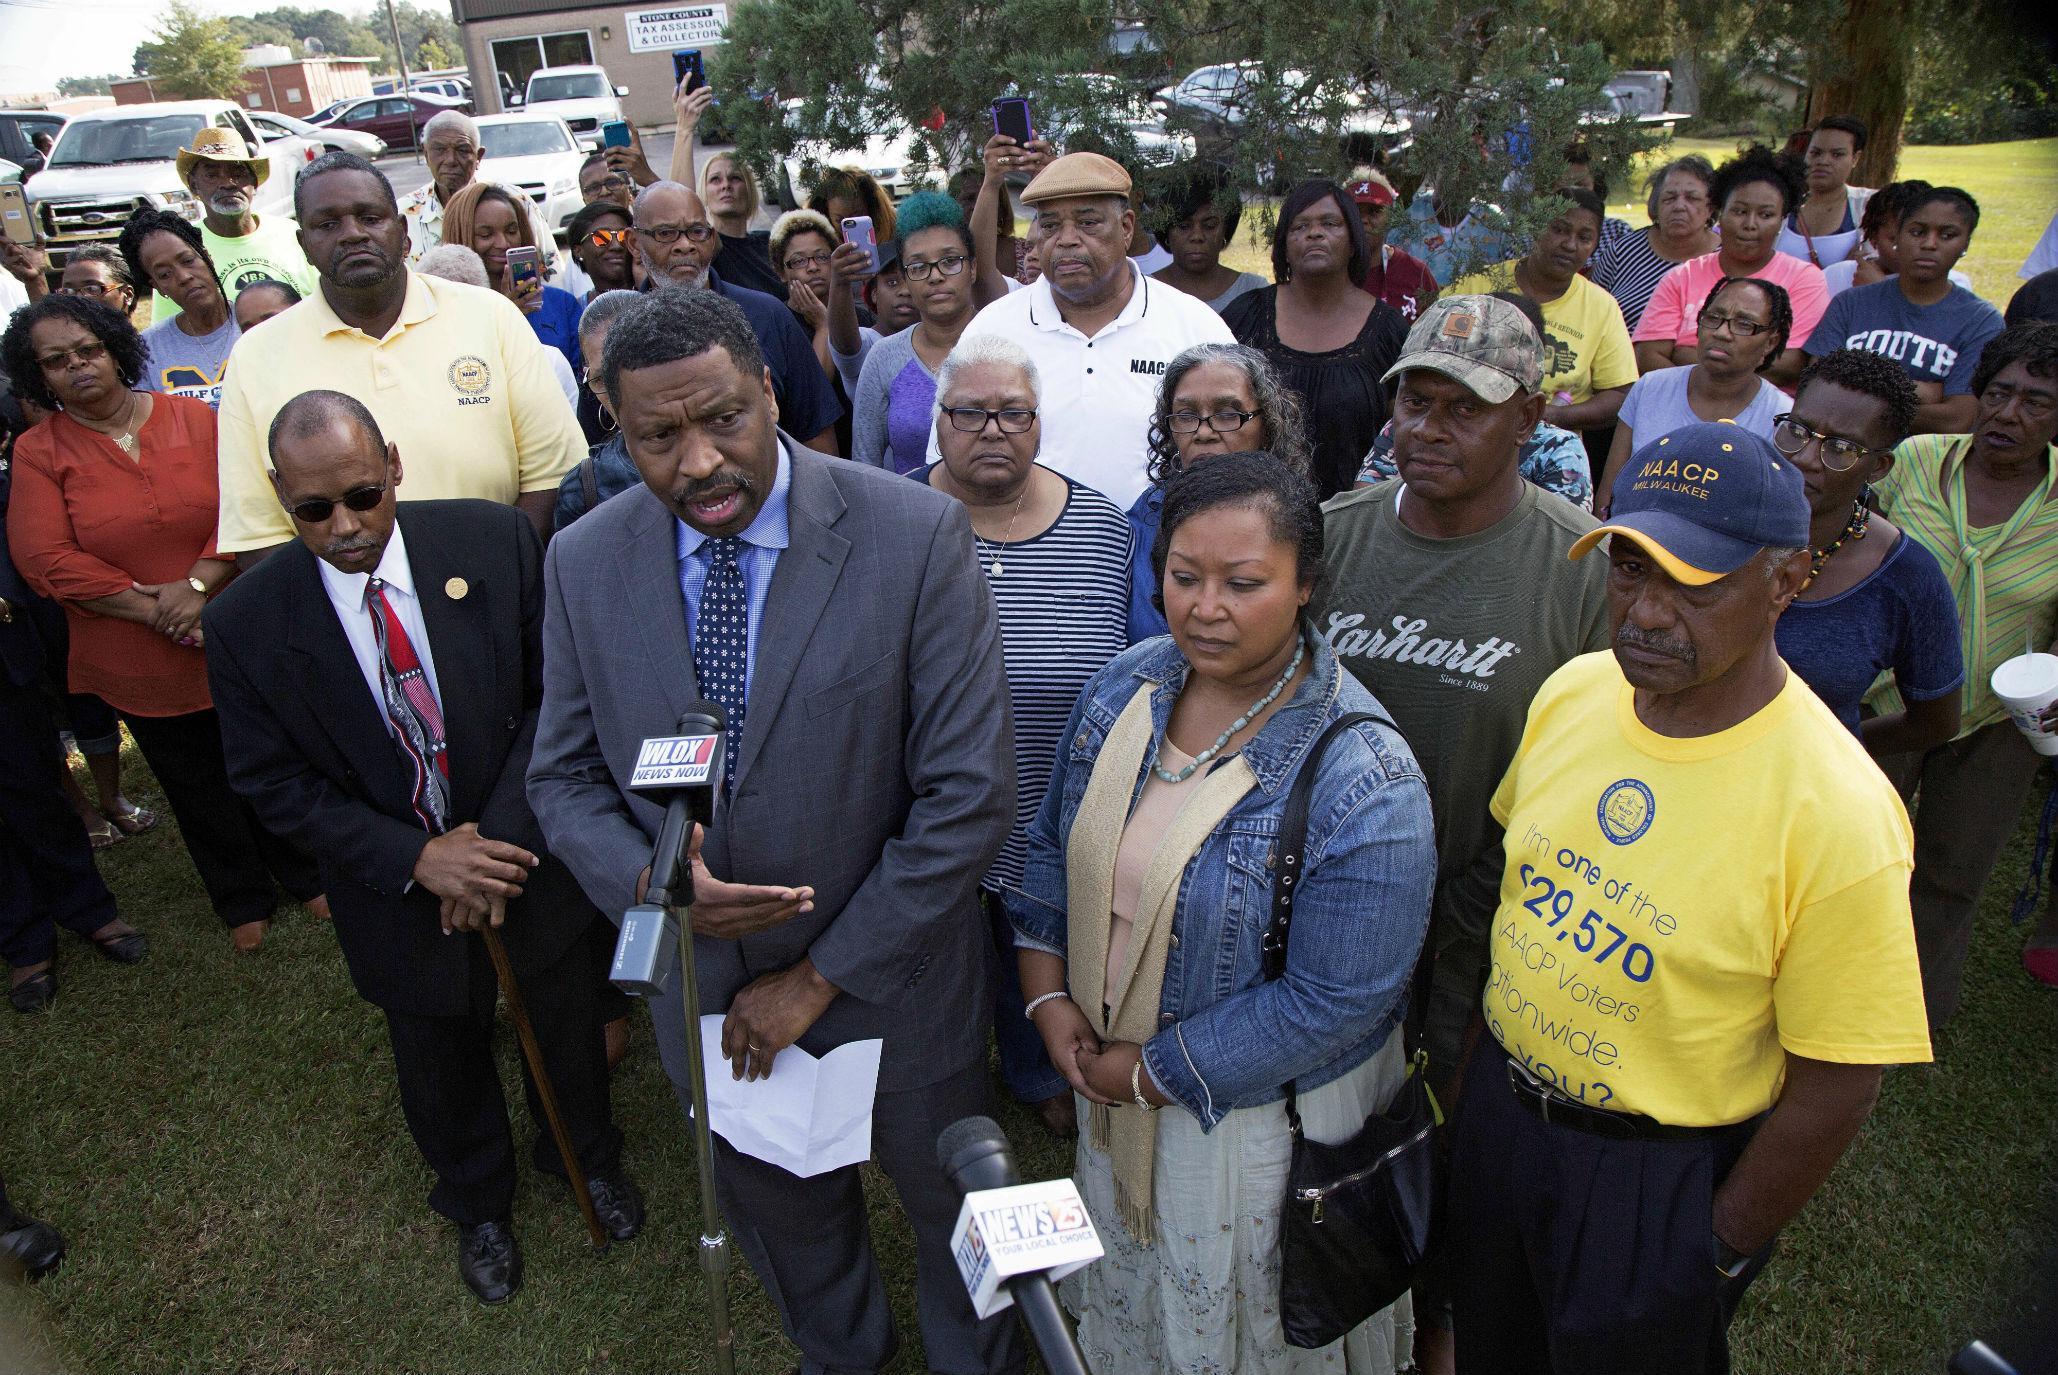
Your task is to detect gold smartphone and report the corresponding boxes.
[0,183,34,246]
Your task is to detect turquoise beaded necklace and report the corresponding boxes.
[1153,634,1307,784]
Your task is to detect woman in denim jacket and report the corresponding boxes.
[1005,453,1436,1373]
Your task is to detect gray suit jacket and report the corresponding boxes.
[528,435,1015,1093]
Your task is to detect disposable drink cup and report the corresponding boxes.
[1991,652,2058,757]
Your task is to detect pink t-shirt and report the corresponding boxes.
[1632,249,1831,353]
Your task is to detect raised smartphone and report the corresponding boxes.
[674,49,708,95]
[505,244,542,292]
[840,214,879,274]
[600,119,631,149]
[991,96,1034,146]
[0,184,33,246]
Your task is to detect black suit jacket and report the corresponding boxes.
[0,456,65,690]
[204,500,594,1017]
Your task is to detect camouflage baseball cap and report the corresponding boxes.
[1380,293,1544,404]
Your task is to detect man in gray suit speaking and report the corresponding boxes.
[527,287,1022,1374]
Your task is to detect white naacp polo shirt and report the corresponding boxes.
[956,264,1234,509]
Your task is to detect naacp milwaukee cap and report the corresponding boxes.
[1380,294,1544,404]
[1569,421,1810,585]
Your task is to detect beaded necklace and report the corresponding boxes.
[1803,498,1871,590]
[1153,634,1306,784]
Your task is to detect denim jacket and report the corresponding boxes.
[1005,631,1436,1130]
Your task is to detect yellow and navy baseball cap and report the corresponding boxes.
[1569,421,1809,585]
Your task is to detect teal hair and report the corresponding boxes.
[895,191,973,256]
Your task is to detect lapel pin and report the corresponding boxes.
[445,577,469,600]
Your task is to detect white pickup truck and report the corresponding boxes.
[23,100,321,270]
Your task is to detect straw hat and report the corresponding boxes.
[176,127,269,187]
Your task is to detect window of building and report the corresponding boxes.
[490,30,594,107]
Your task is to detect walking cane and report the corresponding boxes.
[480,923,610,1251]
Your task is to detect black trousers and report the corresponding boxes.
[0,680,117,968]
[1449,1041,1767,1375]
[119,708,320,929]
[383,927,622,1228]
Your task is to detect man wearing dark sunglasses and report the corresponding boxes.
[205,389,644,1306]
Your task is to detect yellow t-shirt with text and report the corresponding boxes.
[1484,651,1930,1126]
[1447,266,1639,405]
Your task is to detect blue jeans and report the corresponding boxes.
[983,890,1067,1105]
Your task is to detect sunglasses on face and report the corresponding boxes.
[35,340,108,372]
[584,227,632,248]
[286,480,389,524]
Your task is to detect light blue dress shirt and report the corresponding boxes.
[674,443,792,699]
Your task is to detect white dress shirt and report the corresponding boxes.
[316,522,445,735]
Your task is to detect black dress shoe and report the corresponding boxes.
[582,1168,646,1242]
[9,971,55,1014]
[90,930,147,965]
[0,1207,66,1280]
[456,1219,523,1305]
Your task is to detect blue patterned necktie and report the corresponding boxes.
[693,536,748,793]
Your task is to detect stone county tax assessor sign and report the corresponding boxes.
[624,4,728,51]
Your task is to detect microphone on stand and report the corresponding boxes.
[610,703,726,995]
[938,1116,1094,1375]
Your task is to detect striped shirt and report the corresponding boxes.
[923,468,1134,890]
[1868,435,2058,735]
[1593,227,1683,333]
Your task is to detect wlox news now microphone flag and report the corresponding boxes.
[610,722,724,996]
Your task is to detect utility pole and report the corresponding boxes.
[384,0,419,160]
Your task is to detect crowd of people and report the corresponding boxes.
[1,80,2056,1375]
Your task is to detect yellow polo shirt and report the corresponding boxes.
[1483,651,1930,1127]
[214,272,581,553]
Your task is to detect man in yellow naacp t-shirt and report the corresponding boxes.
[1446,421,1931,1375]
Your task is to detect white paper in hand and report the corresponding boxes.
[698,1016,883,1177]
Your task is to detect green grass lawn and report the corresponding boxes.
[3,743,2055,1373]
[1220,135,2057,312]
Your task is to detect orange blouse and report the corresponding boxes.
[6,393,227,717]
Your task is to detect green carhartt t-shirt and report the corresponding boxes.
[1313,478,1611,958]
[150,214,317,322]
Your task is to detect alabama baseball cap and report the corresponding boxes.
[1568,421,1810,584]
[1347,169,1396,207]
[1380,294,1543,404]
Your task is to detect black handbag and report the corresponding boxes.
[1267,711,1445,1350]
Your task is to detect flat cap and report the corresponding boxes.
[1021,152,1132,205]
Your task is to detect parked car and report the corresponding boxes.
[409,77,475,110]
[248,109,385,159]
[474,113,587,237]
[522,65,628,150]
[311,93,467,152]
[23,101,320,268]
[776,101,924,211]
[0,108,67,178]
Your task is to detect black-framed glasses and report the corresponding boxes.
[1696,309,1774,337]
[903,254,968,281]
[286,480,389,524]
[941,406,1037,434]
[638,222,716,244]
[782,249,834,271]
[1167,406,1257,436]
[1770,414,1882,473]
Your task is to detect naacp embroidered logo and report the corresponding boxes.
[448,355,491,395]
[1597,779,1655,846]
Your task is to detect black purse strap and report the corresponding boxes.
[1264,711,1382,1127]
[578,450,600,513]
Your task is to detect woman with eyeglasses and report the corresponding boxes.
[1128,344,1312,640]
[2,293,324,956]
[918,334,1134,1140]
[1224,178,1410,500]
[852,192,981,473]
[1,243,142,321]
[564,200,639,303]
[1597,276,1793,511]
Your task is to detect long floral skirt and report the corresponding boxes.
[1060,1030,1412,1374]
